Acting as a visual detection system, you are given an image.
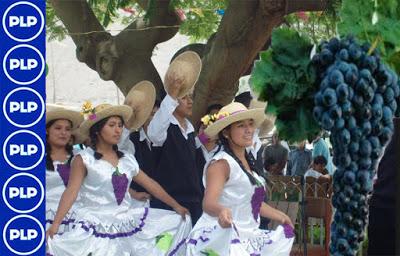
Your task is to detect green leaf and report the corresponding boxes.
[271,27,314,68]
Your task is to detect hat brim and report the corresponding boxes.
[46,109,83,130]
[124,81,156,131]
[204,108,265,138]
[164,51,202,98]
[258,115,276,138]
[80,105,132,138]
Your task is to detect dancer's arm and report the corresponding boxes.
[133,170,189,219]
[260,203,294,228]
[203,160,232,228]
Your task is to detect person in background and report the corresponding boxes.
[304,155,330,179]
[263,132,289,176]
[148,51,203,225]
[368,118,399,255]
[312,134,334,175]
[127,81,160,207]
[234,91,253,108]
[196,105,223,197]
[45,105,83,233]
[287,140,312,176]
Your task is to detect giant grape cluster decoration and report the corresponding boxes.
[312,35,399,255]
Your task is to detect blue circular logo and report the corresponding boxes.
[3,44,45,85]
[2,173,44,214]
[3,87,45,128]
[3,215,44,255]
[2,1,44,42]
[3,130,45,171]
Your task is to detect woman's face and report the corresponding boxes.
[47,119,73,148]
[225,119,255,147]
[98,116,123,145]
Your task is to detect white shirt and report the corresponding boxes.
[195,137,220,163]
[139,128,152,150]
[117,127,135,155]
[304,169,323,179]
[246,128,262,160]
[148,94,195,147]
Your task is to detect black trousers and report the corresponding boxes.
[368,206,396,256]
[150,199,202,226]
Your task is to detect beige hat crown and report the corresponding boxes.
[124,80,156,131]
[204,102,265,138]
[164,51,202,98]
[79,103,132,137]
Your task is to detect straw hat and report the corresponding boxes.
[79,104,132,137]
[249,99,276,138]
[204,102,265,138]
[164,51,202,98]
[124,80,156,130]
[46,104,83,130]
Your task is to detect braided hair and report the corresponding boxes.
[46,119,74,171]
[218,129,262,186]
[89,116,124,160]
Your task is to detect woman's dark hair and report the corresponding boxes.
[313,155,327,166]
[217,126,262,186]
[46,119,74,171]
[89,116,124,160]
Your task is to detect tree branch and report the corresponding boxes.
[284,0,330,14]
[49,0,110,70]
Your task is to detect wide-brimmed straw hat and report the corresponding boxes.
[249,99,276,138]
[124,80,156,130]
[204,102,265,138]
[79,103,132,137]
[46,104,83,130]
[164,51,202,98]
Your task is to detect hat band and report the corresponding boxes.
[216,110,246,121]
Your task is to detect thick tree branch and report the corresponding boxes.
[284,0,330,14]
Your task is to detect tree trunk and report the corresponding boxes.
[49,0,179,98]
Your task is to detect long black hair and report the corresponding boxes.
[89,116,124,160]
[218,126,263,186]
[46,119,74,171]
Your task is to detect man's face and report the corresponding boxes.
[175,93,193,117]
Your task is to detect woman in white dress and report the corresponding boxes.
[46,105,83,232]
[186,102,295,256]
[46,103,191,256]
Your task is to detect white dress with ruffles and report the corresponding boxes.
[46,160,77,233]
[185,151,294,256]
[47,147,191,256]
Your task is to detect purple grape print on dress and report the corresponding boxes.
[111,167,129,205]
[57,164,71,187]
[251,186,265,221]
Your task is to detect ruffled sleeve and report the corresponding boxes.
[75,147,95,167]
[202,151,242,188]
[121,151,140,177]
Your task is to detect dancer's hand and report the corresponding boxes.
[46,225,59,240]
[174,205,190,220]
[165,71,185,99]
[280,213,294,228]
[218,208,232,228]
